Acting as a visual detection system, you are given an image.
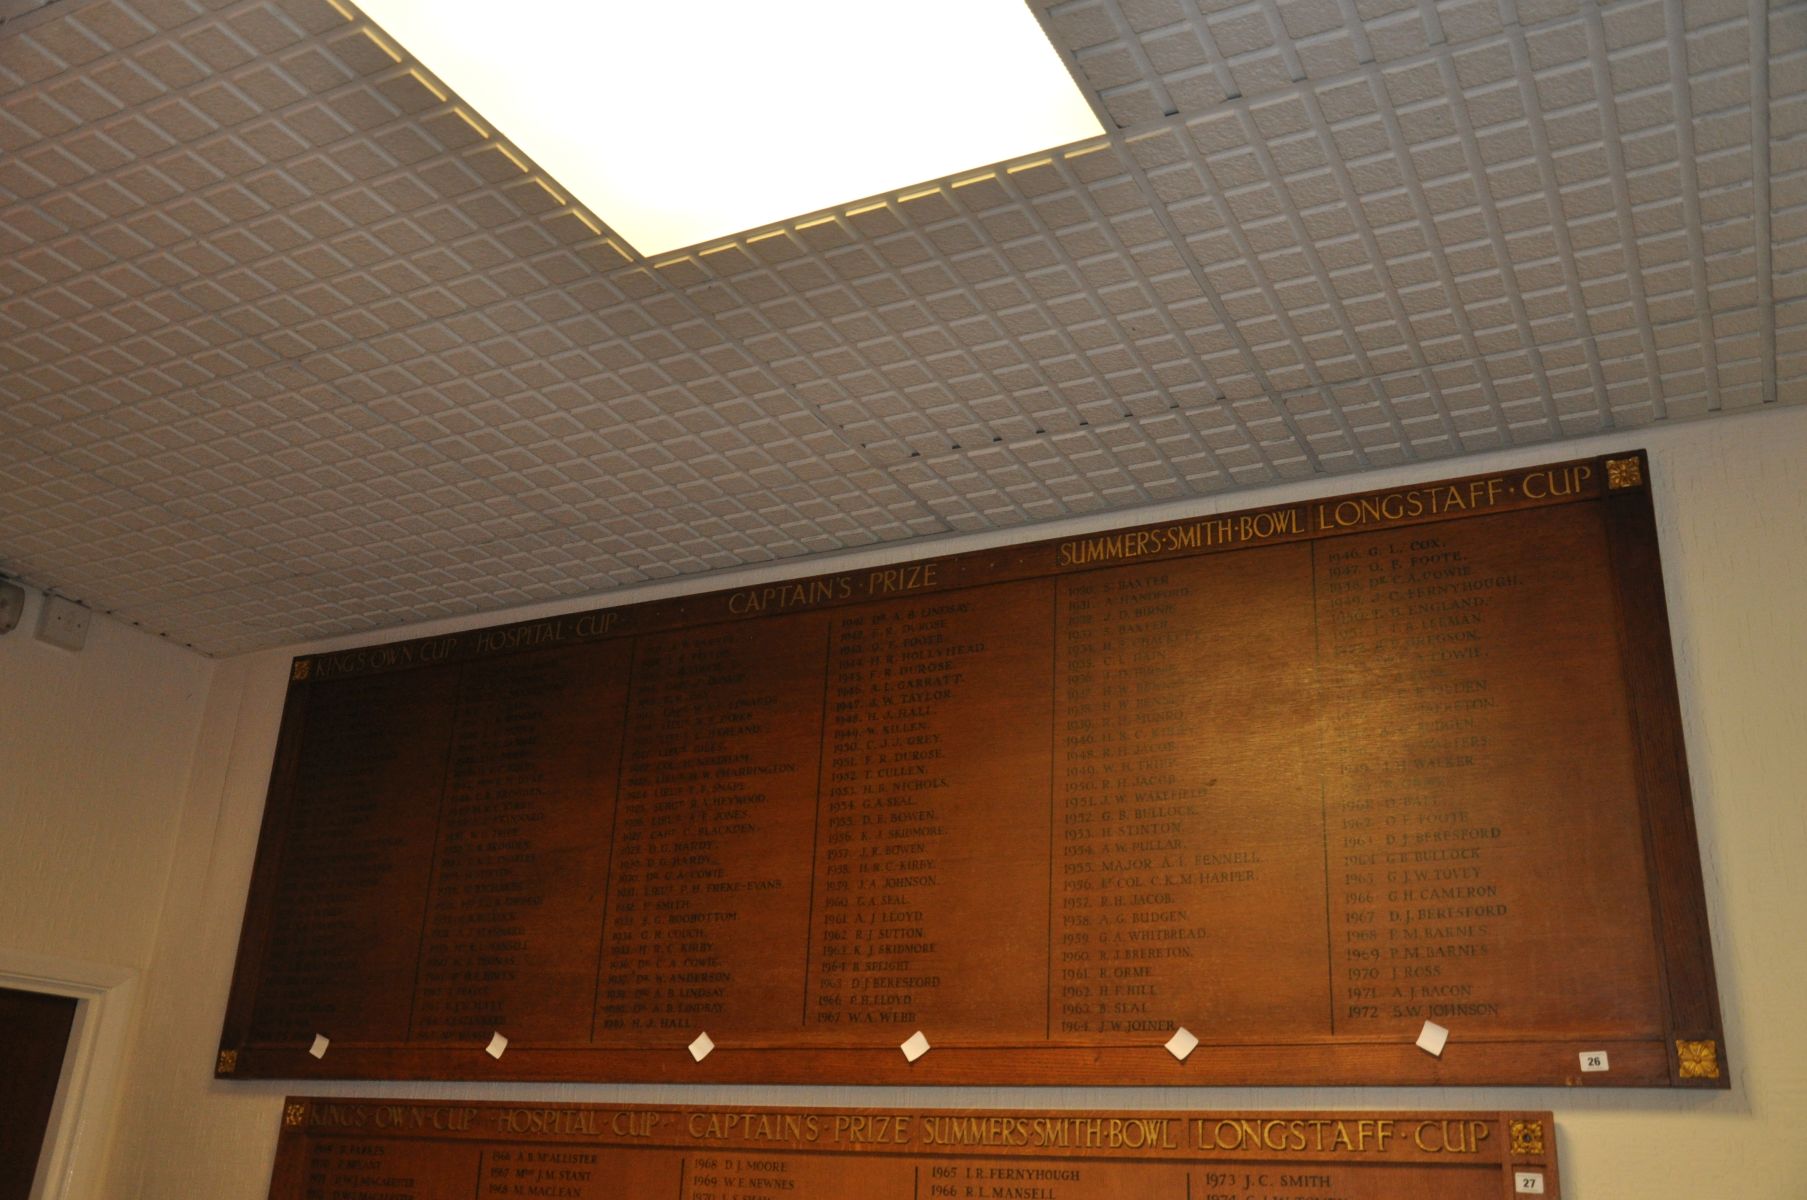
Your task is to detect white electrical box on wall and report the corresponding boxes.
[36,594,90,651]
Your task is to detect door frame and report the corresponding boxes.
[0,949,137,1200]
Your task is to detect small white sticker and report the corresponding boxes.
[1514,1171,1545,1194]
[308,1034,329,1060]
[1164,1026,1199,1062]
[1415,1020,1449,1057]
[688,1032,715,1062]
[485,1032,508,1059]
[900,1031,931,1062]
[1580,1049,1610,1072]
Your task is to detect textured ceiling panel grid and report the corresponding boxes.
[651,142,1330,512]
[1139,0,1771,443]
[0,0,1797,653]
[1,0,963,651]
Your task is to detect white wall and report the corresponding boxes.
[0,589,213,971]
[0,588,214,1200]
[19,407,1806,1199]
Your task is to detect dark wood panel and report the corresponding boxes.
[219,450,1727,1087]
[1316,504,1665,1038]
[602,617,829,1038]
[265,1098,1562,1200]
[414,641,630,1044]
[1054,544,1329,1040]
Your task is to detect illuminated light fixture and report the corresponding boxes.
[354,0,1105,257]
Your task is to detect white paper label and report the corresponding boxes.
[1164,1026,1199,1062]
[1514,1171,1546,1194]
[1415,1020,1449,1057]
[308,1034,329,1060]
[1580,1050,1610,1072]
[900,1031,931,1062]
[688,1032,715,1062]
[485,1032,508,1059]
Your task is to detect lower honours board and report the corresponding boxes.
[220,451,1725,1087]
[267,1100,1561,1200]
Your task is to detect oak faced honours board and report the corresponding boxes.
[264,1098,1563,1200]
[219,450,1726,1087]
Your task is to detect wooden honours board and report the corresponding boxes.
[266,1098,1563,1200]
[220,450,1726,1087]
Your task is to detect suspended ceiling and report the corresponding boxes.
[0,0,1799,655]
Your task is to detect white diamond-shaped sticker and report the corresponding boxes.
[1416,1020,1449,1057]
[308,1034,329,1060]
[689,1032,715,1062]
[900,1031,931,1062]
[1164,1027,1199,1061]
[486,1032,509,1059]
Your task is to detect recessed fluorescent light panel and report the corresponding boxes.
[356,0,1106,257]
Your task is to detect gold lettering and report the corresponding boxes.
[831,1112,911,1143]
[613,1110,657,1138]
[729,575,856,615]
[573,610,619,637]
[1168,1119,1409,1154]
[428,1107,474,1131]
[865,562,938,597]
[474,619,566,655]
[1235,507,1303,542]
[1372,1119,1395,1150]
[1103,1117,1166,1148]
[308,1103,368,1128]
[1195,1118,1245,1151]
[1412,1118,1488,1153]
[1523,464,1588,500]
[1060,514,1250,567]
[1313,476,1517,533]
